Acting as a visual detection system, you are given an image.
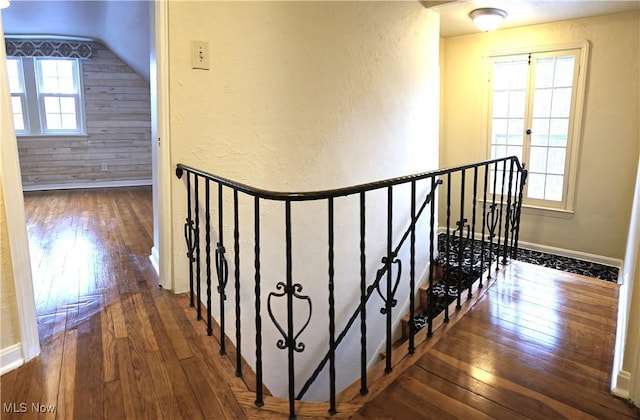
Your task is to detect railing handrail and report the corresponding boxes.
[176,156,524,202]
[176,155,528,418]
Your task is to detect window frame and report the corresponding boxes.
[6,56,86,136]
[485,41,589,214]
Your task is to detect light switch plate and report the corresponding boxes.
[191,40,210,70]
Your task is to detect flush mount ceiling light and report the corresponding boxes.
[470,7,507,32]
[0,0,10,9]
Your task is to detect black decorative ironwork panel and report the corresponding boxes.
[374,256,401,314]
[267,282,312,353]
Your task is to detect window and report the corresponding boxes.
[6,57,85,135]
[488,43,588,212]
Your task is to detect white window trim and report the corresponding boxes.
[484,40,590,215]
[9,56,87,137]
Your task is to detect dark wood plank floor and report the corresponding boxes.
[355,262,640,419]
[2,187,638,419]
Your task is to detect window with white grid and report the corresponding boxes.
[5,57,85,135]
[488,45,587,211]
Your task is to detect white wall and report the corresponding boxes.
[2,0,150,82]
[167,1,440,400]
[441,11,640,260]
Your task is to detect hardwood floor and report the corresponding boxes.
[1,187,638,419]
[354,262,640,419]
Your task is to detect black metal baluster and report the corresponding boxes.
[385,186,393,373]
[496,160,507,270]
[513,167,528,259]
[487,161,499,275]
[409,181,416,354]
[206,179,213,335]
[185,172,195,307]
[502,159,515,264]
[480,163,489,285]
[254,197,264,407]
[234,189,242,377]
[509,169,521,258]
[217,184,227,355]
[194,175,202,320]
[285,201,296,419]
[469,167,479,299]
[327,198,336,415]
[359,192,368,395]
[427,177,436,338]
[456,170,466,310]
[444,173,451,323]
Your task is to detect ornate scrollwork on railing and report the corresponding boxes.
[183,218,196,261]
[267,282,312,353]
[215,243,229,300]
[373,256,402,314]
[485,203,500,240]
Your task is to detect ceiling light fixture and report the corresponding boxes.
[470,7,507,32]
[0,0,9,9]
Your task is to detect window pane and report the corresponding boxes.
[509,90,526,117]
[60,97,76,113]
[551,87,572,118]
[510,62,528,90]
[535,58,555,88]
[6,59,23,93]
[493,92,509,118]
[545,175,564,201]
[507,119,524,145]
[533,88,552,117]
[61,114,77,130]
[43,96,78,131]
[529,147,548,173]
[549,119,568,146]
[527,174,546,199]
[11,96,25,130]
[554,56,575,86]
[492,119,508,144]
[492,145,507,159]
[547,148,566,174]
[507,146,523,160]
[38,59,77,94]
[46,113,62,129]
[531,119,549,146]
[44,96,61,113]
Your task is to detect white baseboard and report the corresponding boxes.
[0,343,24,376]
[22,179,152,192]
[149,246,160,277]
[612,369,631,399]
[437,226,622,270]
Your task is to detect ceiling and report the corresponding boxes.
[426,0,640,38]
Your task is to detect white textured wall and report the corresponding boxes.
[167,1,440,400]
[441,11,640,259]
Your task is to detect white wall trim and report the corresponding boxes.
[612,369,632,399]
[149,245,160,276]
[0,15,41,363]
[155,0,173,291]
[22,179,152,192]
[0,343,24,376]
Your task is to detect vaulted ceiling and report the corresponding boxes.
[2,0,150,83]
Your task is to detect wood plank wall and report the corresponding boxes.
[17,42,152,190]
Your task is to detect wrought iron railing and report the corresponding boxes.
[175,156,527,418]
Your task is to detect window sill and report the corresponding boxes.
[521,204,575,219]
[17,133,89,140]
